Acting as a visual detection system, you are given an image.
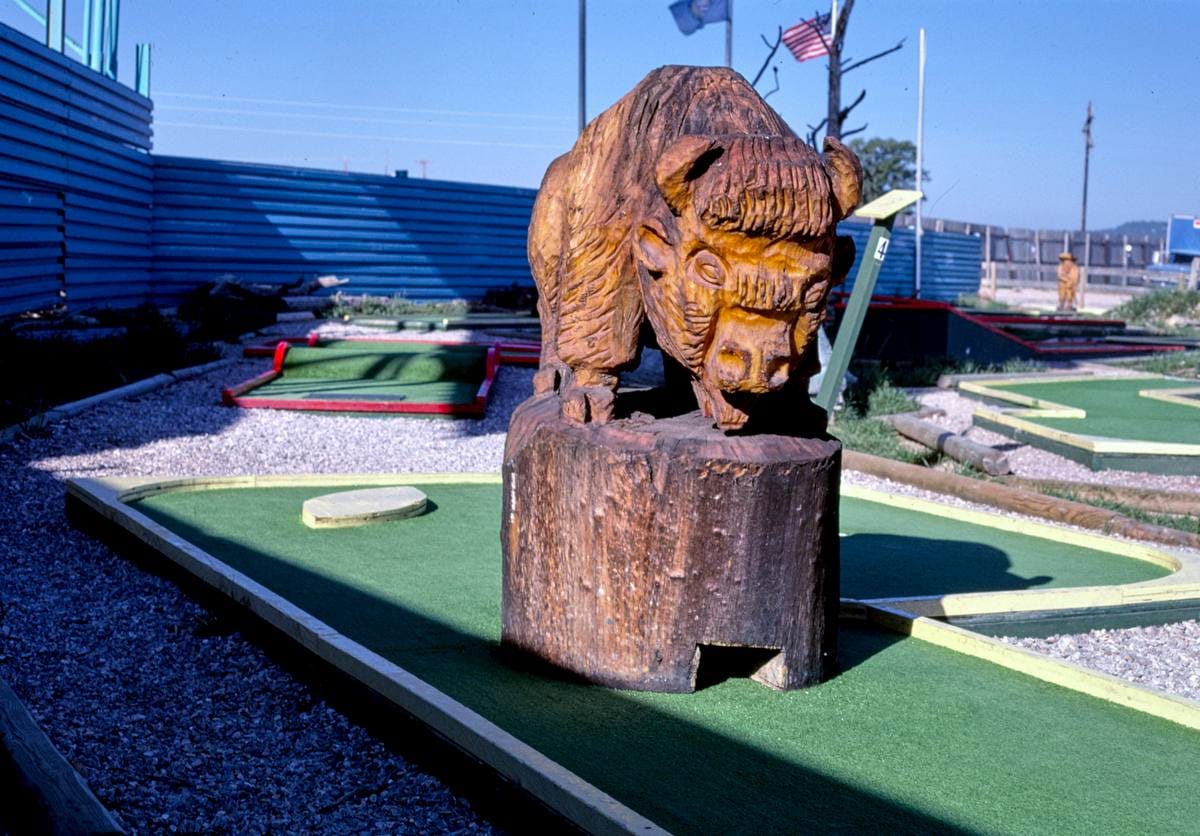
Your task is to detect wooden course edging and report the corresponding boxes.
[861,603,1200,731]
[0,677,124,834]
[1139,386,1200,410]
[66,473,666,836]
[0,357,235,445]
[843,450,1200,552]
[66,471,1200,784]
[956,374,1200,474]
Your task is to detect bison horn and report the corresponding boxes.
[822,136,863,222]
[654,136,724,213]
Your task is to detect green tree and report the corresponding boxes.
[847,137,929,204]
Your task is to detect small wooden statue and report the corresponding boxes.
[1057,252,1079,312]
[528,65,862,432]
[503,66,859,692]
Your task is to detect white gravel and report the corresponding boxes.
[3,326,1198,832]
[1001,621,1200,701]
[917,386,1200,492]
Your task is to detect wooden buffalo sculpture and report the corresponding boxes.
[528,65,862,431]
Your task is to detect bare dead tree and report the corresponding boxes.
[805,0,905,146]
[751,27,782,91]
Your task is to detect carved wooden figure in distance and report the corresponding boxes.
[528,65,862,431]
[1057,252,1079,312]
[504,66,860,693]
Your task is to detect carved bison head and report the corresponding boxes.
[633,134,862,430]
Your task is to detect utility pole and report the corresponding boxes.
[914,27,926,298]
[416,159,430,179]
[725,0,733,68]
[1081,101,1093,236]
[578,0,586,134]
[1080,101,1093,309]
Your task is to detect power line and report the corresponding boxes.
[154,104,572,133]
[154,91,572,122]
[154,120,564,150]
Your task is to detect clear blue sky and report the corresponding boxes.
[4,0,1198,229]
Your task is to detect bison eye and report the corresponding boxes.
[690,252,725,289]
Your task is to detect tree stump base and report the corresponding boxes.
[501,394,841,693]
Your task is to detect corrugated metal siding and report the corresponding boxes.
[0,180,63,315]
[839,220,983,302]
[151,156,536,302]
[0,22,153,310]
[1167,215,1200,259]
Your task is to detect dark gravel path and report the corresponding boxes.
[0,333,522,833]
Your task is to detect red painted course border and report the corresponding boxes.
[224,339,534,416]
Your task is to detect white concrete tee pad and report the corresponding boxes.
[301,486,428,529]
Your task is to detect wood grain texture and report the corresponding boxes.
[0,678,123,834]
[528,65,862,431]
[502,395,841,692]
[886,413,1011,475]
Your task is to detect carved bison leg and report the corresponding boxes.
[560,367,619,423]
[527,154,572,396]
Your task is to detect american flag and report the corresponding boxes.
[782,13,832,63]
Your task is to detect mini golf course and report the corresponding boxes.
[963,374,1200,474]
[224,339,537,416]
[67,474,1200,834]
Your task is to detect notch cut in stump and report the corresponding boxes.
[501,395,840,693]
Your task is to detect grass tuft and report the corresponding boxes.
[1111,289,1200,333]
[328,292,470,320]
[1119,350,1200,379]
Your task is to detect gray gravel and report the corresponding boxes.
[2,325,518,833]
[917,385,1200,492]
[3,327,1198,832]
[1001,621,1200,701]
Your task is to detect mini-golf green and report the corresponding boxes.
[223,341,497,415]
[124,480,1198,834]
[965,375,1200,473]
[986,377,1199,443]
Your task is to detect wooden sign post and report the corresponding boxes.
[816,189,923,414]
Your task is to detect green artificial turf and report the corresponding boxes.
[130,483,1196,834]
[990,377,1200,443]
[252,344,489,404]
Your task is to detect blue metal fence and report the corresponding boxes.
[0,180,63,315]
[839,220,983,302]
[0,22,153,309]
[151,155,536,302]
[0,20,985,315]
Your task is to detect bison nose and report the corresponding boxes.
[711,342,791,393]
[765,355,791,389]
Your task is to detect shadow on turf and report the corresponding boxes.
[842,533,1053,599]
[71,497,966,835]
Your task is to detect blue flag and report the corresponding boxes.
[669,0,729,36]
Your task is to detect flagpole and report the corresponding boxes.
[725,0,732,67]
[831,0,837,41]
[914,27,926,299]
[578,0,586,135]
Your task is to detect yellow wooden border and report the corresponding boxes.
[974,407,1200,456]
[68,473,1200,788]
[960,374,1200,457]
[1139,386,1200,411]
[67,473,664,836]
[958,379,1087,418]
[862,603,1200,731]
[842,484,1200,617]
